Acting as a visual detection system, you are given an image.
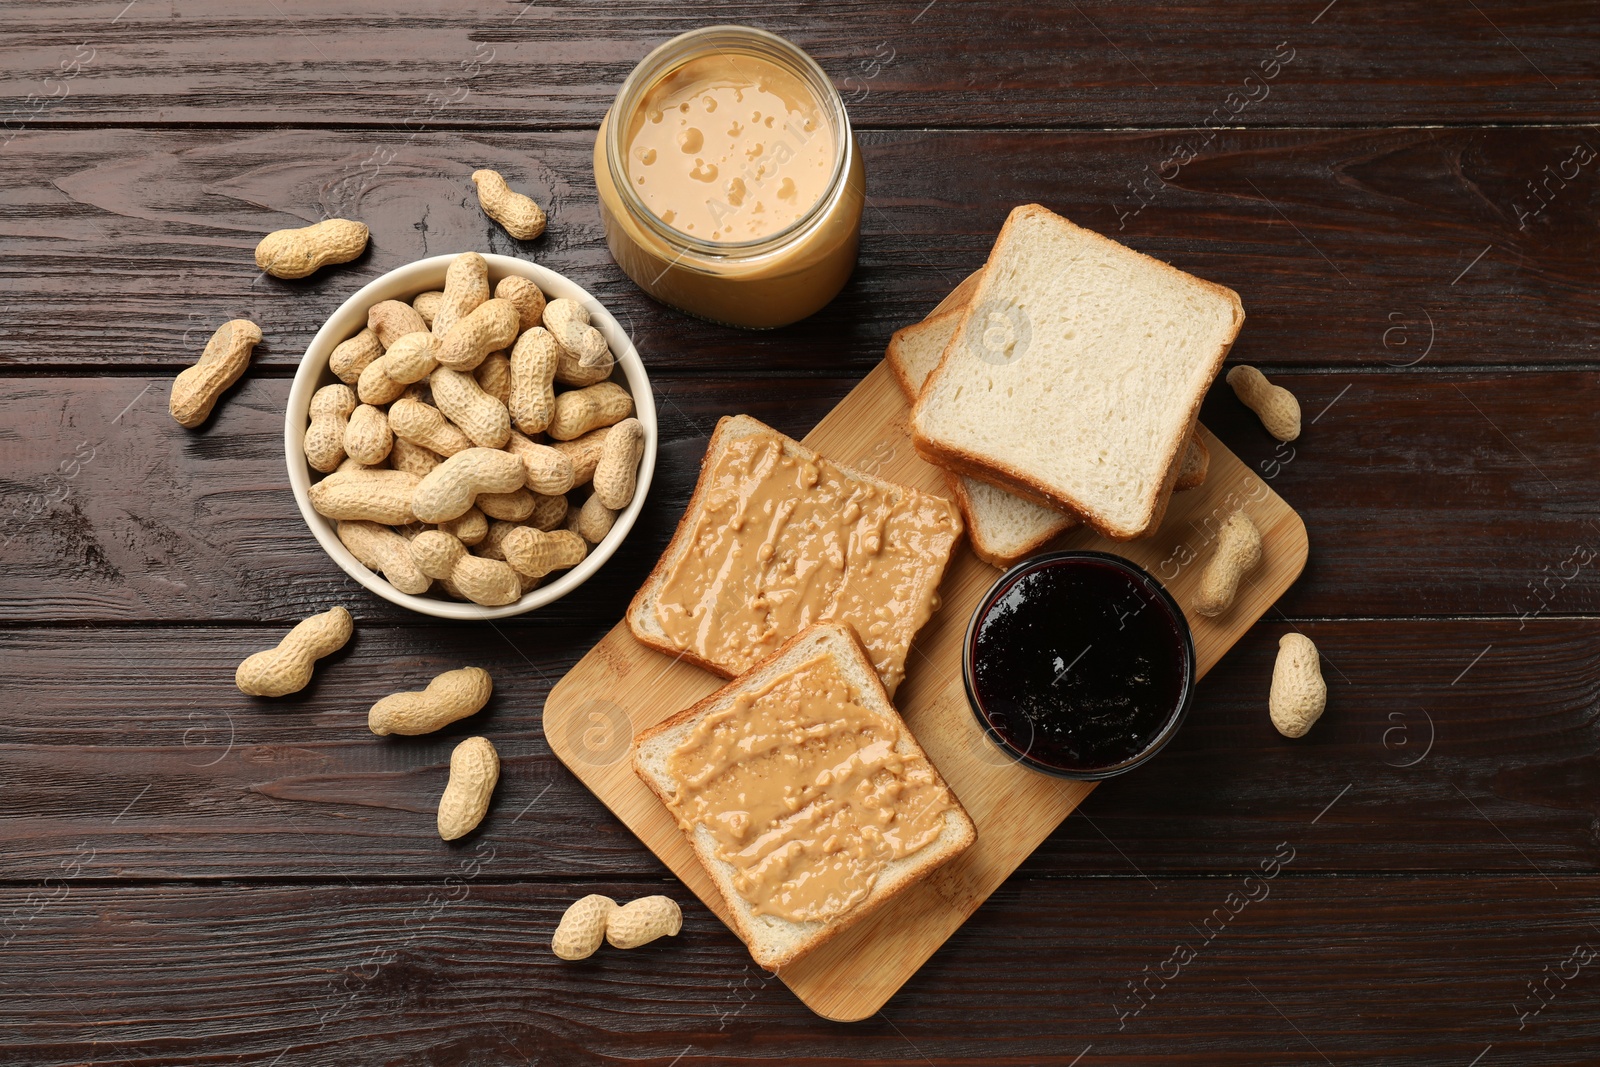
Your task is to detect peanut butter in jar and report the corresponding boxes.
[594,26,865,329]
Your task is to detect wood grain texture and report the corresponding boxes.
[5,371,1599,623]
[3,1,1595,128]
[3,877,1598,1065]
[3,127,1597,372]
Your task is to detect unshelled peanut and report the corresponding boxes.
[495,275,546,332]
[412,447,526,524]
[543,298,610,369]
[551,427,611,485]
[255,219,368,279]
[388,435,443,478]
[343,403,393,466]
[305,383,358,473]
[548,382,632,441]
[606,896,682,950]
[504,429,575,495]
[337,520,431,595]
[388,397,472,457]
[356,356,407,406]
[432,253,489,339]
[574,493,616,544]
[1227,365,1301,442]
[1194,511,1263,617]
[329,329,383,385]
[383,331,442,384]
[593,418,644,510]
[476,488,536,522]
[1270,633,1326,738]
[502,526,587,579]
[308,468,420,524]
[235,606,352,697]
[440,505,488,546]
[475,351,513,405]
[551,895,618,960]
[437,736,499,840]
[438,298,519,372]
[412,290,444,328]
[368,300,429,349]
[410,530,522,606]
[369,666,492,736]
[528,492,569,531]
[170,319,262,428]
[430,367,511,448]
[508,327,559,434]
[472,169,547,240]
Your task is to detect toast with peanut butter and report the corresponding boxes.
[626,414,963,695]
[633,622,976,972]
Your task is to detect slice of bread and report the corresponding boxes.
[626,414,963,695]
[887,309,1077,567]
[910,204,1244,541]
[633,622,976,971]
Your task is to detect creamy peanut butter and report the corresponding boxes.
[652,432,963,692]
[665,651,954,923]
[624,52,835,243]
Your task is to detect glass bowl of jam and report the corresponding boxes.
[962,551,1195,780]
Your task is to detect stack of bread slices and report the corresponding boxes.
[895,204,1245,562]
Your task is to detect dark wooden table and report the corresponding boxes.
[4,2,1598,1063]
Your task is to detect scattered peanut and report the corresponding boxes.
[234,606,352,697]
[606,896,682,950]
[389,397,472,458]
[551,427,611,486]
[255,219,368,279]
[592,417,644,510]
[389,435,443,478]
[170,319,262,428]
[548,381,633,441]
[437,736,500,840]
[475,350,513,405]
[508,327,559,434]
[438,298,519,372]
[472,168,547,240]
[412,290,444,328]
[412,447,526,524]
[410,530,522,606]
[574,493,616,544]
[343,403,394,466]
[337,520,431,595]
[369,666,492,736]
[356,356,407,406]
[440,506,488,546]
[305,384,358,473]
[476,487,536,522]
[504,429,576,495]
[307,468,421,524]
[552,895,619,960]
[1227,365,1301,442]
[329,329,383,385]
[502,526,587,579]
[368,300,429,349]
[1194,511,1263,617]
[383,331,442,384]
[495,275,547,332]
[431,253,489,339]
[430,366,511,448]
[1269,633,1326,738]
[543,298,610,369]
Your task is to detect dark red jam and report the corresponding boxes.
[965,553,1192,777]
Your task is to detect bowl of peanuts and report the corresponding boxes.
[285,252,656,620]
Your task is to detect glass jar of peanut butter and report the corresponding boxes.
[594,26,864,329]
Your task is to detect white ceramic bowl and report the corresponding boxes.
[285,253,657,620]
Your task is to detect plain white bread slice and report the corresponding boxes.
[887,309,1076,566]
[632,622,976,972]
[910,204,1244,541]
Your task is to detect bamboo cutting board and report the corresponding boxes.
[544,362,1307,1022]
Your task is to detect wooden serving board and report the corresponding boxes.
[544,363,1307,1022]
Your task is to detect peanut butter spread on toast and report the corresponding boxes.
[653,433,962,690]
[664,651,953,923]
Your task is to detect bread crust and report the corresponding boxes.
[632,622,975,971]
[909,203,1244,541]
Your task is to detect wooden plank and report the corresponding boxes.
[3,1,1594,128]
[3,876,1597,1064]
[544,363,1307,1019]
[1,617,1595,882]
[3,371,1598,623]
[2,127,1597,372]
